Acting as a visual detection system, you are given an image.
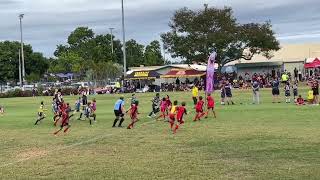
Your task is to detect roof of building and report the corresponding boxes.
[128,64,211,74]
[226,43,320,66]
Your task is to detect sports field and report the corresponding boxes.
[0,88,320,179]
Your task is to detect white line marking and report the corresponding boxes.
[0,120,154,168]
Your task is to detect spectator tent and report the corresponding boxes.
[304,58,320,69]
[125,70,161,80]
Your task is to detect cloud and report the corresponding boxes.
[1,0,320,57]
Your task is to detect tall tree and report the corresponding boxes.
[144,40,164,66]
[0,41,48,83]
[52,27,124,81]
[161,5,280,69]
[126,39,144,68]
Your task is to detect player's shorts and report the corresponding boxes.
[130,113,137,120]
[152,105,160,113]
[61,116,69,126]
[160,107,166,113]
[207,106,214,110]
[221,90,226,98]
[38,112,43,117]
[177,118,184,124]
[196,109,203,113]
[114,110,124,117]
[285,90,291,97]
[85,113,90,118]
[169,114,175,121]
[313,88,319,95]
[226,90,232,97]
[293,89,298,97]
[272,88,280,95]
[192,97,198,105]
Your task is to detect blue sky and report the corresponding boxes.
[1,0,320,57]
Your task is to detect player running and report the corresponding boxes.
[127,101,140,129]
[169,100,178,130]
[173,102,188,134]
[205,94,216,118]
[34,101,47,125]
[194,96,205,121]
[78,94,88,120]
[148,93,160,118]
[54,103,72,135]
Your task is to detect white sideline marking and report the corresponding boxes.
[0,120,154,168]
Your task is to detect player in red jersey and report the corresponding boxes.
[174,102,187,134]
[156,97,167,120]
[54,100,67,126]
[127,101,140,129]
[54,103,72,135]
[194,96,205,121]
[169,100,178,130]
[165,95,172,117]
[296,95,305,106]
[205,94,216,118]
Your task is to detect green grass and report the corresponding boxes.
[0,88,320,179]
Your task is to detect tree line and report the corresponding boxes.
[0,4,279,84]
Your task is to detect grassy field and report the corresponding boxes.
[0,88,320,179]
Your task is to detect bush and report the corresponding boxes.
[0,87,80,98]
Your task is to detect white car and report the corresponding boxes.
[105,82,116,89]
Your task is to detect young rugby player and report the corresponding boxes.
[34,101,47,125]
[174,102,188,134]
[205,94,216,118]
[156,97,167,120]
[78,94,88,120]
[285,82,291,103]
[194,96,205,121]
[148,93,160,118]
[54,103,72,135]
[169,100,178,130]
[127,101,139,129]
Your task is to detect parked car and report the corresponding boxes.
[105,82,116,88]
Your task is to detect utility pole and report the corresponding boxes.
[18,49,22,87]
[109,28,115,54]
[121,0,127,77]
[19,14,25,85]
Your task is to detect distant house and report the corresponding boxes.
[225,43,320,76]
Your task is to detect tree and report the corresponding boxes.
[0,41,48,83]
[53,27,124,77]
[161,5,280,69]
[67,27,94,48]
[144,40,164,66]
[126,39,144,67]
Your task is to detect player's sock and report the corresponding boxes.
[118,118,125,127]
[193,114,198,121]
[54,119,59,126]
[170,122,174,129]
[199,112,206,119]
[93,115,96,121]
[34,119,40,125]
[127,122,133,129]
[54,128,63,135]
[53,115,58,122]
[64,125,70,133]
[112,119,118,127]
[174,124,179,134]
[89,119,92,125]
